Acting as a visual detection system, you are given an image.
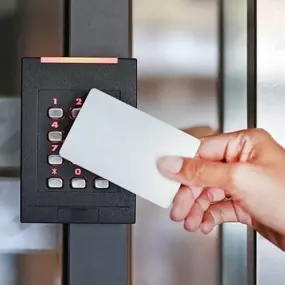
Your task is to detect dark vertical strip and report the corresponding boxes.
[247,0,257,284]
[218,1,224,284]
[62,225,69,285]
[128,0,133,57]
[62,2,70,285]
[62,1,133,285]
[247,228,256,285]
[63,0,71,57]
[218,0,224,134]
[247,0,257,129]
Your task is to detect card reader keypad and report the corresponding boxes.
[38,89,120,193]
[21,57,136,224]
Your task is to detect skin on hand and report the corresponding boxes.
[157,128,285,251]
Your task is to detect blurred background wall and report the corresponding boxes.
[132,1,220,285]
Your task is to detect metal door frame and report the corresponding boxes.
[219,0,256,284]
[62,1,133,285]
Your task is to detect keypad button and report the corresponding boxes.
[48,131,63,142]
[71,108,81,119]
[48,108,63,119]
[47,178,63,188]
[71,178,86,189]
[94,178,109,189]
[48,154,63,165]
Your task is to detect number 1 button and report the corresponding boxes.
[48,108,63,119]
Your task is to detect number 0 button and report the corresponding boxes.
[71,178,86,189]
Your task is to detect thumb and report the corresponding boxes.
[157,156,233,190]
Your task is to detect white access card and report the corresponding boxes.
[59,88,200,208]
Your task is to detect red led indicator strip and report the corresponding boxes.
[40,57,118,64]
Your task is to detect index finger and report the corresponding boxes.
[197,130,256,163]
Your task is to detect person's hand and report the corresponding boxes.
[157,128,285,251]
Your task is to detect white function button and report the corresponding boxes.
[94,178,109,189]
[48,108,64,119]
[71,108,81,119]
[48,178,63,189]
[48,131,63,142]
[71,178,86,189]
[48,155,63,165]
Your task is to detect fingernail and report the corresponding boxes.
[157,156,183,174]
[200,223,212,234]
